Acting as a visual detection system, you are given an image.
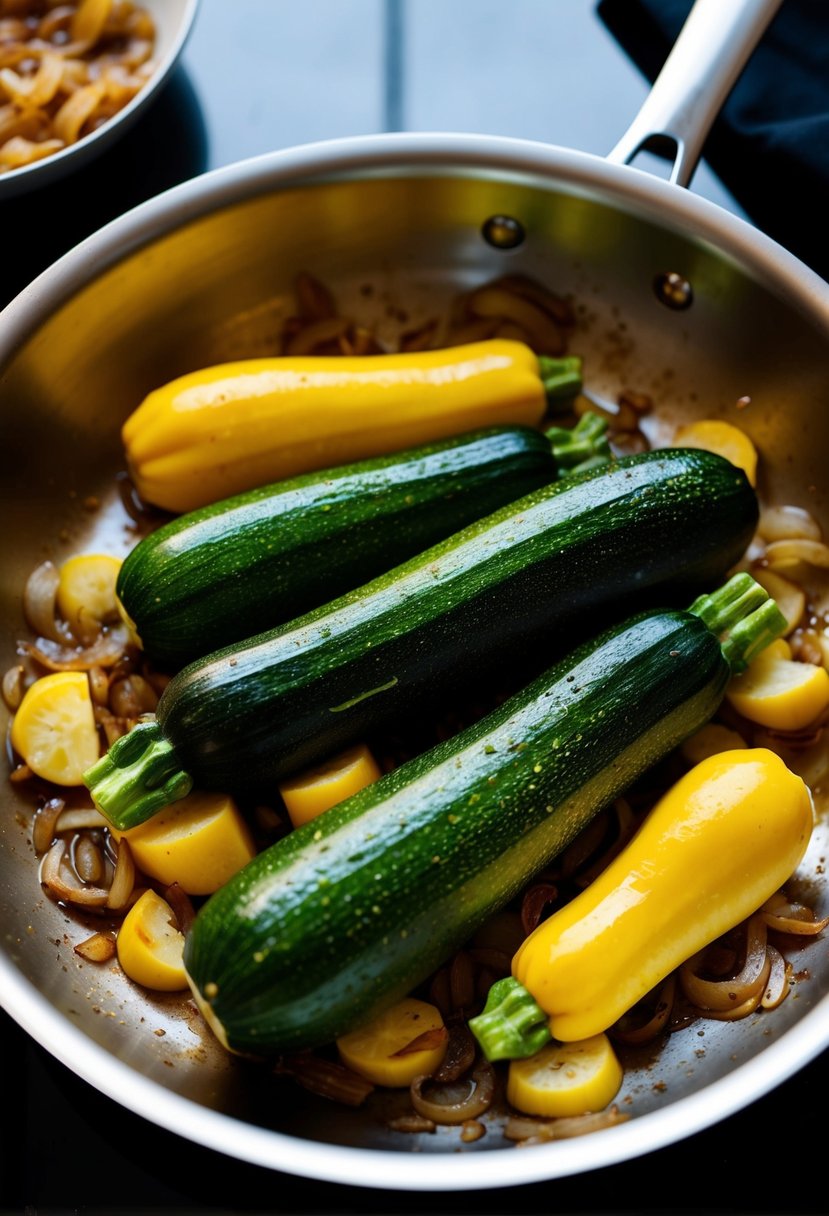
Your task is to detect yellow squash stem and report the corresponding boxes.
[121,340,581,512]
[470,749,813,1057]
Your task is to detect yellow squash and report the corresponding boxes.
[512,749,813,1042]
[336,997,447,1088]
[122,339,552,512]
[278,743,383,828]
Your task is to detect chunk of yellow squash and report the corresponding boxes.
[726,649,829,731]
[11,671,99,785]
[117,889,188,991]
[56,554,122,642]
[279,742,383,828]
[673,418,758,486]
[111,790,256,895]
[337,998,447,1088]
[507,1034,623,1118]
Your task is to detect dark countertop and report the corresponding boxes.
[1,3,826,1213]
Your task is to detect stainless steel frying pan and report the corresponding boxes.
[2,0,828,1191]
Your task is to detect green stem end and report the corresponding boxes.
[547,412,611,474]
[83,719,193,830]
[689,572,787,675]
[468,976,553,1062]
[538,354,583,403]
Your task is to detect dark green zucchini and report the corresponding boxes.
[181,574,784,1054]
[117,425,559,669]
[85,447,759,829]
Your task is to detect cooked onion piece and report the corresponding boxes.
[74,930,117,963]
[410,1059,495,1125]
[0,0,158,175]
[23,561,67,643]
[765,539,829,571]
[758,504,822,543]
[40,838,110,907]
[679,914,771,1017]
[275,1054,375,1107]
[20,623,131,671]
[504,1107,629,1142]
[611,975,677,1046]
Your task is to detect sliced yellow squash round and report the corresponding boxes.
[673,419,758,486]
[507,1033,623,1118]
[10,671,99,785]
[111,790,256,895]
[279,742,383,828]
[336,997,447,1087]
[117,889,188,991]
[727,651,829,731]
[56,553,122,642]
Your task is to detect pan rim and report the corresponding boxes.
[2,943,828,1189]
[1,130,828,364]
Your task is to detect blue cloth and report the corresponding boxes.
[597,0,829,282]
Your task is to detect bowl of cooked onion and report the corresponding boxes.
[0,0,199,196]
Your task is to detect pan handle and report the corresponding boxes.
[607,0,783,189]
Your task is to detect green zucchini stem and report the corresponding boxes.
[538,354,583,403]
[689,572,787,674]
[468,976,552,1062]
[470,573,786,1063]
[546,412,612,473]
[83,719,194,830]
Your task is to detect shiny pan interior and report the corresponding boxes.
[1,134,829,1190]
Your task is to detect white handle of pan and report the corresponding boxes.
[607,0,784,188]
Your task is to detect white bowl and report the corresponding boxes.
[0,0,200,199]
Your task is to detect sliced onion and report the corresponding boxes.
[388,1113,436,1134]
[74,931,117,963]
[32,796,66,855]
[762,901,829,935]
[2,664,24,710]
[758,504,822,543]
[106,836,136,910]
[72,834,104,884]
[284,317,352,357]
[276,1054,374,1107]
[393,1026,449,1057]
[164,882,196,935]
[55,807,109,832]
[39,839,110,907]
[433,1022,477,1083]
[23,560,69,643]
[761,946,792,1010]
[575,798,638,888]
[765,538,829,571]
[505,1106,629,1142]
[20,624,131,671]
[520,882,559,936]
[611,975,677,1046]
[410,1058,495,1125]
[679,914,769,1011]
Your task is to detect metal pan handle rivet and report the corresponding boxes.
[654,271,694,311]
[481,215,525,250]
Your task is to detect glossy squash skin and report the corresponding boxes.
[117,426,557,669]
[157,448,757,793]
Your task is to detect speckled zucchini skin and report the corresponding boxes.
[117,426,556,668]
[157,448,757,792]
[183,607,729,1054]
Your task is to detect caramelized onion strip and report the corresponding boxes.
[505,1107,629,1142]
[679,914,769,1011]
[39,839,110,906]
[410,1058,495,1125]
